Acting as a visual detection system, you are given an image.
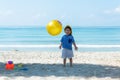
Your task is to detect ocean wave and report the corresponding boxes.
[0,45,120,48]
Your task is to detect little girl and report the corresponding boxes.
[59,25,78,67]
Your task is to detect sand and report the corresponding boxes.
[0,51,120,80]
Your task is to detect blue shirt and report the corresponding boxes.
[60,35,75,50]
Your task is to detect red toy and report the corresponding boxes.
[5,61,14,70]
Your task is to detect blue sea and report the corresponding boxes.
[0,26,120,52]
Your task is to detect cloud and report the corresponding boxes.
[114,6,120,13]
[88,14,95,18]
[104,10,111,14]
[33,13,47,19]
[0,10,14,16]
[104,6,120,14]
[81,14,96,20]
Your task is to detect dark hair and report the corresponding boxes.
[64,25,72,35]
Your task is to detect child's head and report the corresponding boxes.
[64,25,72,35]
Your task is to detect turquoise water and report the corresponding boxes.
[0,26,120,52]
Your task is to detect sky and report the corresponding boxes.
[0,0,120,26]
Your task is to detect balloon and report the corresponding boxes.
[46,20,62,36]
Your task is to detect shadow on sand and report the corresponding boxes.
[0,62,120,78]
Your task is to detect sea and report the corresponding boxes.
[0,26,120,52]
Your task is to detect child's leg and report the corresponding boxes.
[69,58,73,67]
[63,58,66,67]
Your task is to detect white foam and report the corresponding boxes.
[0,45,120,48]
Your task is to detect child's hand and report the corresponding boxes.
[75,46,78,50]
[59,45,62,49]
[73,43,78,51]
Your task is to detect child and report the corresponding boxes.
[59,25,78,67]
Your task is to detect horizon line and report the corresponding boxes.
[0,25,120,27]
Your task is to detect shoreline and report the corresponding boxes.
[0,44,120,47]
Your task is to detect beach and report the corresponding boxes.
[0,51,120,80]
[0,0,120,79]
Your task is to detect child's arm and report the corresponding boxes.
[59,42,62,49]
[73,42,78,50]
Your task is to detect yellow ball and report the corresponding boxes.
[46,20,62,36]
